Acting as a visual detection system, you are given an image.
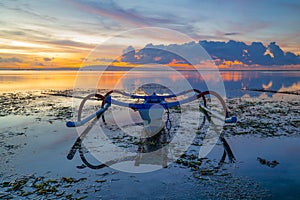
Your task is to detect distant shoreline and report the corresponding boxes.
[0,67,300,72]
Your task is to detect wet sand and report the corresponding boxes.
[0,90,299,199]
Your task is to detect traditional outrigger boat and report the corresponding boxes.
[66,89,236,128]
[66,89,237,169]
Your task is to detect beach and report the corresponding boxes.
[0,88,299,199]
[0,0,300,200]
[2,0,300,198]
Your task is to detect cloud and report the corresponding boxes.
[35,62,45,66]
[201,40,300,66]
[43,57,54,62]
[65,0,191,32]
[66,0,151,27]
[119,40,300,67]
[2,2,57,23]
[224,32,239,36]
[49,39,93,48]
[0,30,25,36]
[120,45,193,66]
[0,57,22,63]
[278,1,300,17]
[94,58,115,62]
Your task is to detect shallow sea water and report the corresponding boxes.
[0,70,299,199]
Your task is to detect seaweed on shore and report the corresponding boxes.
[0,175,91,199]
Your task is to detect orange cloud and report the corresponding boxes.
[217,60,247,69]
[166,59,193,68]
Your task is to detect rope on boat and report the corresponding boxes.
[165,107,172,132]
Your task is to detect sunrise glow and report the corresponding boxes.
[0,0,299,70]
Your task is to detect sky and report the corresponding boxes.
[0,0,299,69]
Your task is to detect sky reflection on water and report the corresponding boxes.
[0,70,299,99]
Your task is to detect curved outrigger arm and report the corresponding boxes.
[66,96,112,127]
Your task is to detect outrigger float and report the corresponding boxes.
[65,89,237,166]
